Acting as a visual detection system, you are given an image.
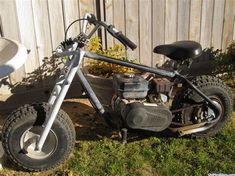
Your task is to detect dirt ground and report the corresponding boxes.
[0,98,115,142]
[61,98,115,141]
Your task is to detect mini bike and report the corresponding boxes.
[2,13,233,171]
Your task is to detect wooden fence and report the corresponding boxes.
[0,0,235,94]
[101,0,235,66]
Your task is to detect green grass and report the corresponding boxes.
[1,115,234,176]
[0,114,235,176]
[54,117,235,176]
[1,120,235,176]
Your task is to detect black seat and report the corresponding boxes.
[153,41,202,61]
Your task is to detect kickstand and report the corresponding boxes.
[121,128,128,144]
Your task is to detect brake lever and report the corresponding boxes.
[87,13,97,24]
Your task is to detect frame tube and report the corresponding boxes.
[84,51,176,78]
[35,51,85,151]
[77,68,105,114]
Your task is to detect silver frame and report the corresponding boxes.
[34,13,221,151]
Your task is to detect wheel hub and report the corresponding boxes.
[20,126,58,160]
[193,98,223,123]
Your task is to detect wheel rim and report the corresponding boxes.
[20,126,58,160]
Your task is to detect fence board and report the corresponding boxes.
[200,0,214,49]
[222,0,235,50]
[125,0,139,61]
[99,0,106,46]
[113,0,125,33]
[32,0,52,65]
[79,0,95,20]
[15,0,39,75]
[178,0,190,40]
[189,0,202,42]
[139,0,152,66]
[233,17,235,40]
[104,0,114,47]
[31,0,54,88]
[0,18,2,37]
[113,0,125,46]
[165,0,177,44]
[0,0,20,41]
[152,0,165,67]
[47,0,64,50]
[62,0,80,39]
[212,0,225,49]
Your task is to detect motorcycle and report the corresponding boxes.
[2,13,233,171]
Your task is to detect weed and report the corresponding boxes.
[86,37,139,78]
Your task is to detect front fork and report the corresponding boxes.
[35,52,82,151]
[35,50,104,151]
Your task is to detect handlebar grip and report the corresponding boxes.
[116,32,137,50]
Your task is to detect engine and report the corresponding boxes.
[112,73,172,132]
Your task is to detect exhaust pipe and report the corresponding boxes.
[170,117,220,136]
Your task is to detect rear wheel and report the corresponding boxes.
[171,75,233,137]
[2,103,76,171]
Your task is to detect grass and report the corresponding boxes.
[57,86,235,176]
[57,118,235,176]
[1,119,234,176]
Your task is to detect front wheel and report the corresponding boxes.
[171,75,233,137]
[2,103,76,171]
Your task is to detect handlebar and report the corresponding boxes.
[86,13,137,50]
[106,26,137,50]
[60,13,137,51]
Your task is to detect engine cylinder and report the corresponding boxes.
[113,74,149,99]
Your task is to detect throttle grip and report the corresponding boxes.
[116,32,137,50]
[107,25,137,50]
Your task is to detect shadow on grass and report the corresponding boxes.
[61,100,178,145]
